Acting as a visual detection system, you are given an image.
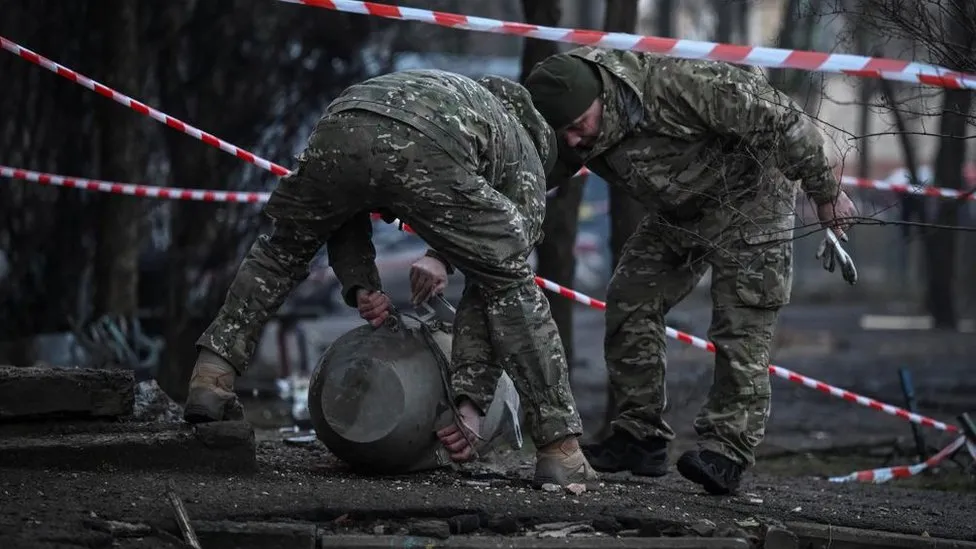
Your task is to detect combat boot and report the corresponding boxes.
[532,436,600,493]
[676,449,744,495]
[183,349,245,423]
[582,429,669,477]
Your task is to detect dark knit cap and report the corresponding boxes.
[524,54,602,131]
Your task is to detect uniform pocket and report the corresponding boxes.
[734,242,793,309]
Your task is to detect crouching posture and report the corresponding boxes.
[525,48,856,495]
[182,69,598,492]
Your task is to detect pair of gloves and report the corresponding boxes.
[816,230,858,286]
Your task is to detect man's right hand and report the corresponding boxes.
[356,288,391,327]
[409,255,449,306]
[816,190,858,237]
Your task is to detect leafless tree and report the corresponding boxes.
[0,1,395,398]
[821,0,976,327]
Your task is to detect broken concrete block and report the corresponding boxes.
[0,365,134,420]
[408,519,451,539]
[0,420,256,473]
[190,521,317,549]
[319,534,752,548]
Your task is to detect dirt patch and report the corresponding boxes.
[1,438,974,548]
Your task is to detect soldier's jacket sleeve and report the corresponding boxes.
[423,248,456,275]
[647,66,841,205]
[326,212,382,307]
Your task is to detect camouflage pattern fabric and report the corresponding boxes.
[536,47,836,466]
[196,70,581,447]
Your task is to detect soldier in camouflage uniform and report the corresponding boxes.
[182,69,598,492]
[524,47,857,495]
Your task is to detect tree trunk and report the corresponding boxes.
[91,0,142,319]
[713,0,734,42]
[927,99,971,329]
[520,0,583,379]
[598,0,647,438]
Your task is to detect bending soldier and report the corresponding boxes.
[525,47,857,495]
[183,69,598,492]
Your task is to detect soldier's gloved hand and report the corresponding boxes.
[410,255,449,306]
[815,231,858,286]
[356,288,391,327]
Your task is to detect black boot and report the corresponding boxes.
[580,429,669,477]
[676,449,744,495]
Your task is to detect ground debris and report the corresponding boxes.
[533,521,595,538]
[82,516,152,537]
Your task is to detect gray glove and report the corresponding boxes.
[816,230,858,286]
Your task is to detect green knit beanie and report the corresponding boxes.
[524,54,602,131]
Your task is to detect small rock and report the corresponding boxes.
[372,525,385,535]
[408,519,450,540]
[132,379,183,423]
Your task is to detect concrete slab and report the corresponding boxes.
[0,365,134,419]
[0,420,256,473]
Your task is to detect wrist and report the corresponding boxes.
[424,249,455,274]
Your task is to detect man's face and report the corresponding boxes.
[559,99,603,150]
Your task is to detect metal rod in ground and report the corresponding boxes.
[899,367,928,461]
[958,413,976,444]
[166,480,203,549]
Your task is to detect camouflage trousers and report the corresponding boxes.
[605,191,795,467]
[197,110,582,448]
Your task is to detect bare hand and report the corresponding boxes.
[409,255,449,306]
[435,400,482,462]
[816,190,858,238]
[355,288,391,327]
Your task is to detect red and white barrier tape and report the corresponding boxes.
[5,165,974,208]
[279,0,976,90]
[534,276,958,434]
[0,37,292,178]
[828,435,965,483]
[0,166,271,204]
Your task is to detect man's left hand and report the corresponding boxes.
[356,288,391,327]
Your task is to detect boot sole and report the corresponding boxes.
[676,454,732,496]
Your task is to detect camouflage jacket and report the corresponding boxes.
[325,69,554,282]
[549,47,840,221]
[328,69,553,194]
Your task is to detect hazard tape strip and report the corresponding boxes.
[0,166,271,203]
[0,37,292,178]
[5,165,973,207]
[531,277,959,434]
[278,0,976,90]
[828,435,966,483]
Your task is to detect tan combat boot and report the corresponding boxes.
[183,349,245,423]
[532,436,600,494]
